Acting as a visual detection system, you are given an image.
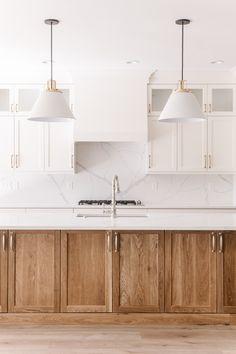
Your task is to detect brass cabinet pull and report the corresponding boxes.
[2,231,6,252]
[204,104,207,113]
[204,155,207,169]
[15,104,19,112]
[211,232,216,253]
[209,103,212,113]
[208,155,212,169]
[218,232,223,253]
[10,104,14,113]
[71,154,74,169]
[148,103,151,114]
[9,231,14,251]
[106,231,112,252]
[148,154,152,169]
[10,154,14,168]
[114,232,119,252]
[15,154,20,168]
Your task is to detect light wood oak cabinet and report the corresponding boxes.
[112,231,164,312]
[0,231,7,312]
[61,230,112,312]
[165,231,217,313]
[8,230,60,313]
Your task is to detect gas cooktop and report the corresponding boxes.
[78,200,142,206]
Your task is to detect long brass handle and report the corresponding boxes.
[211,232,216,253]
[71,154,74,169]
[10,104,14,113]
[218,232,223,253]
[15,104,19,112]
[107,231,112,252]
[2,231,6,252]
[209,103,212,113]
[11,154,14,168]
[148,103,151,114]
[9,231,14,251]
[148,154,152,169]
[204,155,207,169]
[204,104,207,113]
[208,155,212,169]
[15,154,20,168]
[114,232,119,252]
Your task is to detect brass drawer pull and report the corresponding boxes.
[218,232,223,253]
[114,232,119,252]
[211,232,216,253]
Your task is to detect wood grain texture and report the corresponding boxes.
[217,231,236,313]
[0,324,235,353]
[165,231,217,313]
[61,230,112,312]
[0,231,7,312]
[0,313,232,325]
[8,230,60,313]
[113,231,164,313]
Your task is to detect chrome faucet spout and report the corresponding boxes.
[111,175,120,217]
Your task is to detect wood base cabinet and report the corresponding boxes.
[113,231,164,312]
[165,231,217,313]
[0,231,7,312]
[61,231,112,312]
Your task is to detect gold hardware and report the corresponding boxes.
[114,232,119,252]
[71,154,74,169]
[10,104,14,112]
[47,79,62,93]
[9,231,14,251]
[148,154,152,169]
[204,155,207,169]
[208,154,212,169]
[209,103,212,113]
[211,232,216,253]
[107,231,112,252]
[15,154,20,168]
[15,104,19,112]
[10,154,14,168]
[218,232,223,253]
[148,103,151,113]
[2,231,6,252]
[204,104,207,113]
[175,80,191,93]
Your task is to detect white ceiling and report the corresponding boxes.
[0,0,236,73]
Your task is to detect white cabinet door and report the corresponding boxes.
[148,85,174,116]
[0,86,14,116]
[148,119,177,172]
[46,122,74,172]
[208,117,236,172]
[0,117,15,171]
[188,84,207,114]
[15,117,44,171]
[14,85,42,115]
[178,121,207,171]
[208,85,236,116]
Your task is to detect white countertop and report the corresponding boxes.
[1,210,236,230]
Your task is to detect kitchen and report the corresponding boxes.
[0,0,236,353]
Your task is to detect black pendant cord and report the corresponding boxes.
[181,22,184,81]
[50,21,53,83]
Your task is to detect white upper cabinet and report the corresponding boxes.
[15,117,44,172]
[148,119,177,172]
[148,85,174,116]
[0,86,14,115]
[0,117,14,171]
[208,117,236,172]
[14,85,42,115]
[178,121,207,172]
[207,85,236,116]
[45,122,74,172]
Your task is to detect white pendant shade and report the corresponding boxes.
[29,90,75,122]
[159,90,205,122]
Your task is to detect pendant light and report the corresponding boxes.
[159,19,205,122]
[29,19,75,122]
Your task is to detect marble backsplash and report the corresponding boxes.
[0,142,235,207]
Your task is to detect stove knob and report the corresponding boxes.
[136,200,142,206]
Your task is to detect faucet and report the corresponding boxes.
[111,175,120,217]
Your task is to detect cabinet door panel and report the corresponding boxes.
[148,119,177,172]
[218,232,236,313]
[15,86,42,114]
[0,231,7,312]
[61,231,112,312]
[16,117,44,171]
[0,117,14,171]
[208,85,236,116]
[165,231,216,313]
[113,231,164,312]
[8,230,60,313]
[208,117,236,172]
[178,121,207,171]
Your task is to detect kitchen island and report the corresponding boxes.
[0,210,235,325]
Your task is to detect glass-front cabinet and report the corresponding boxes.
[207,85,236,116]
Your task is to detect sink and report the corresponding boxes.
[76,213,148,219]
